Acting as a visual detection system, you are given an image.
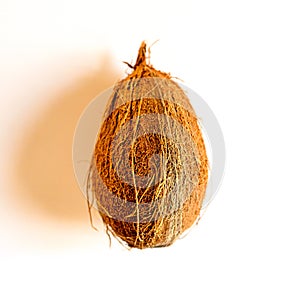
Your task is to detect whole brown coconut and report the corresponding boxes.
[87,42,209,249]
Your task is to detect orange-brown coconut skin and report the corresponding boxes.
[88,42,209,249]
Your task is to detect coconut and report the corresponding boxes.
[87,42,209,249]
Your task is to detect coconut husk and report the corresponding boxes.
[87,42,209,249]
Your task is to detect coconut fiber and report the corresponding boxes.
[87,42,209,249]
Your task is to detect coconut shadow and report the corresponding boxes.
[12,54,121,225]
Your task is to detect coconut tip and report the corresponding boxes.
[134,41,147,68]
[123,40,171,80]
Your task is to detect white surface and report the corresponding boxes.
[1,0,300,299]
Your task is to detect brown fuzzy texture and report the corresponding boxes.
[87,42,209,249]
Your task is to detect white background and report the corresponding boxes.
[1,0,299,299]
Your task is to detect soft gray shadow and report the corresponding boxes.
[12,54,121,225]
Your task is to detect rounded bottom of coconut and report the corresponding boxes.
[100,188,205,249]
